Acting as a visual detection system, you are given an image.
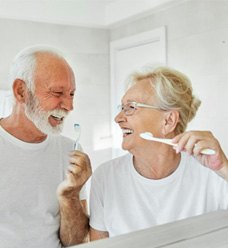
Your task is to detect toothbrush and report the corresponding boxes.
[74,123,81,150]
[140,132,215,155]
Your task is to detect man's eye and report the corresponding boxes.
[52,92,63,96]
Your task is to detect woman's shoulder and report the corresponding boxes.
[94,153,131,175]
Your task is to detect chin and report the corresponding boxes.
[121,142,131,152]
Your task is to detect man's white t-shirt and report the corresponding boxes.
[90,153,228,237]
[0,125,86,248]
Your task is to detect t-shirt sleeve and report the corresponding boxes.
[211,172,228,209]
[89,167,107,232]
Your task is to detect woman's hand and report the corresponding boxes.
[172,131,228,179]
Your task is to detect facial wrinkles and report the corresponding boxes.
[124,81,155,105]
[122,84,163,147]
[33,56,75,112]
[36,53,75,90]
[25,90,68,135]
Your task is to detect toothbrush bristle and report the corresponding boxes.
[144,132,153,137]
[74,123,81,135]
[74,124,80,132]
[74,123,80,128]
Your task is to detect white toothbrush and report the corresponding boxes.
[140,132,216,155]
[74,123,81,150]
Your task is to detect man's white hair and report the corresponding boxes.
[9,45,66,93]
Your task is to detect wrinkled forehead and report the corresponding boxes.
[122,79,155,103]
[35,53,72,74]
[34,53,75,88]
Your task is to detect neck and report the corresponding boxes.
[0,108,47,143]
[132,146,181,179]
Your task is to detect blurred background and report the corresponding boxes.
[0,0,228,173]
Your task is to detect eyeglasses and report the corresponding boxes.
[117,101,162,116]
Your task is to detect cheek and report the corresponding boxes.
[140,116,164,135]
[39,97,61,111]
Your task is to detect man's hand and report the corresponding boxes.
[57,150,92,199]
[172,131,228,179]
[57,150,92,246]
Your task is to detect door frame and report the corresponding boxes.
[110,26,167,157]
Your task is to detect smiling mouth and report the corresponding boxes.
[51,114,64,121]
[122,128,133,137]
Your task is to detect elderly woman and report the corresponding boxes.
[89,67,228,240]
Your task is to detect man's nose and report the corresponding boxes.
[61,97,74,111]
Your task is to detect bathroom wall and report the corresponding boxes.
[110,0,228,153]
[0,0,227,171]
[0,18,112,170]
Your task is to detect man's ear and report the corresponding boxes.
[13,79,27,103]
[162,110,179,135]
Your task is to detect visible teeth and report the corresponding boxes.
[52,115,63,120]
[122,129,133,134]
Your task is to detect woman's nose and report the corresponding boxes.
[115,110,126,123]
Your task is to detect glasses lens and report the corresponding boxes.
[125,102,136,116]
[117,104,123,111]
[117,102,137,116]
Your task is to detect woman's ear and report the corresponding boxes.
[162,110,179,135]
[13,79,27,103]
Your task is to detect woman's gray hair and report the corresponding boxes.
[128,66,201,134]
[9,45,66,93]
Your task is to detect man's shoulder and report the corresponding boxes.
[51,134,73,143]
[49,134,74,150]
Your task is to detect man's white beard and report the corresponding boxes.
[25,91,68,135]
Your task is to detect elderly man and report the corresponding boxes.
[0,46,92,247]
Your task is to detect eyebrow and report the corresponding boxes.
[50,87,75,92]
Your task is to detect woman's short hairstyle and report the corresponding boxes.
[128,66,201,134]
[9,45,67,93]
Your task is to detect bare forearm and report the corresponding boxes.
[57,150,92,246]
[90,227,109,241]
[59,198,89,246]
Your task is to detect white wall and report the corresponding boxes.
[1,0,228,170]
[110,0,228,154]
[0,19,112,170]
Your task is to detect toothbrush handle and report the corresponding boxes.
[74,142,79,150]
[166,140,215,155]
[200,148,215,155]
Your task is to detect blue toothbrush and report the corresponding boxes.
[74,123,81,150]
